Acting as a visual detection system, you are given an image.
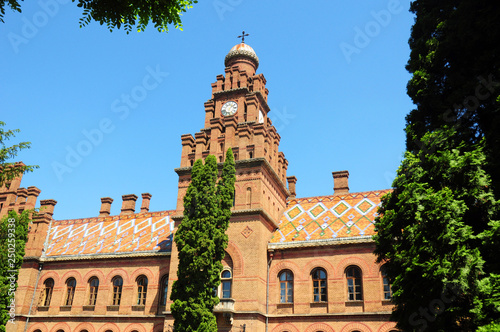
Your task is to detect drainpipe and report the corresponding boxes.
[266,250,274,332]
[24,263,43,332]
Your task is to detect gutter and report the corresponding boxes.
[24,263,42,332]
[265,250,274,332]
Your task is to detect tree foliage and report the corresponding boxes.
[170,149,235,331]
[0,121,37,187]
[376,1,500,330]
[405,0,500,194]
[375,128,500,331]
[0,210,33,332]
[0,0,197,33]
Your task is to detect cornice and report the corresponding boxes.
[268,236,375,250]
[213,87,249,98]
[38,251,170,263]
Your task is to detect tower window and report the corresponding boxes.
[246,187,252,209]
[221,270,232,299]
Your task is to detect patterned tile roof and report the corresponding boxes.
[270,190,392,244]
[45,211,175,257]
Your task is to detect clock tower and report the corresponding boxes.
[176,41,290,222]
[170,40,291,329]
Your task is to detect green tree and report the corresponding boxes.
[170,149,235,331]
[0,122,37,331]
[0,210,33,332]
[375,1,500,330]
[405,0,500,194]
[375,128,500,331]
[0,0,197,33]
[0,121,37,187]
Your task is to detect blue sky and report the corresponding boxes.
[1,0,415,220]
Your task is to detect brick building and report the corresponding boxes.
[3,42,398,332]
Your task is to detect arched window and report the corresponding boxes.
[246,187,252,208]
[159,275,169,306]
[346,266,363,301]
[221,270,232,299]
[279,270,293,303]
[381,265,392,300]
[137,275,148,305]
[112,276,123,305]
[312,268,327,302]
[88,277,99,305]
[40,278,54,306]
[65,278,76,306]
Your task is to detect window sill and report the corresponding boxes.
[107,305,120,311]
[345,300,364,306]
[59,305,72,311]
[132,305,145,311]
[310,302,328,307]
[277,303,293,308]
[37,306,49,312]
[83,305,95,311]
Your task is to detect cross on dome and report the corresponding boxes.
[237,31,249,43]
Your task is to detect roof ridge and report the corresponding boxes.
[54,209,176,223]
[288,189,392,203]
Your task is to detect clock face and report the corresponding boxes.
[221,101,238,116]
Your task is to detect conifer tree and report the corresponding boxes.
[375,128,500,331]
[375,1,500,330]
[170,149,235,331]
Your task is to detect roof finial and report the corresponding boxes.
[237,31,249,44]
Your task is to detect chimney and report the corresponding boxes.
[26,186,41,209]
[121,194,138,215]
[39,199,57,217]
[16,187,28,205]
[99,197,114,217]
[140,193,152,213]
[332,170,349,194]
[287,176,297,198]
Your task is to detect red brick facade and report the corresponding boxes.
[3,43,397,332]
